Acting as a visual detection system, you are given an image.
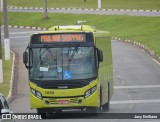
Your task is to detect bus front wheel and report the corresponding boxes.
[86,107,100,114]
[37,108,47,119]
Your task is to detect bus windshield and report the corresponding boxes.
[29,47,97,81]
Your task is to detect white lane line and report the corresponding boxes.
[114,85,160,89]
[152,58,160,65]
[118,75,121,79]
[141,50,160,66]
[111,99,160,105]
[10,36,29,39]
[121,80,125,84]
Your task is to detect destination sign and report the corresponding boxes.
[40,34,85,43]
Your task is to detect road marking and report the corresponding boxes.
[1,31,43,35]
[127,94,131,99]
[114,85,160,89]
[118,75,121,79]
[112,40,117,42]
[121,80,125,84]
[111,99,160,104]
[152,58,160,65]
[10,36,29,39]
[141,49,160,66]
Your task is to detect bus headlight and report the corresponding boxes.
[84,86,97,98]
[30,88,43,100]
[36,92,43,100]
[31,88,36,95]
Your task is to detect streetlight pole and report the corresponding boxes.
[98,0,101,9]
[0,26,3,83]
[0,0,3,9]
[3,0,10,60]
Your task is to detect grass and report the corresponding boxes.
[0,11,159,96]
[0,49,13,97]
[8,0,160,10]
[3,12,160,57]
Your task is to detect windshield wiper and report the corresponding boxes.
[45,45,56,60]
[39,46,56,65]
[69,45,79,62]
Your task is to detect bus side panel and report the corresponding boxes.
[95,35,113,105]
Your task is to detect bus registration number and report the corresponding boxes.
[58,100,69,104]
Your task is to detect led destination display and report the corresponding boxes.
[40,34,85,43]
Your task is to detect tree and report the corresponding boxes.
[44,0,48,19]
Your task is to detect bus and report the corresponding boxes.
[23,25,113,116]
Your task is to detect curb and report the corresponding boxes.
[6,50,15,102]
[8,6,160,13]
[8,25,48,31]
[112,36,160,64]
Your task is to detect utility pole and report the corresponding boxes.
[44,0,48,19]
[0,26,3,83]
[98,0,101,9]
[3,0,10,60]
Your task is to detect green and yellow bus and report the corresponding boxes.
[23,25,113,116]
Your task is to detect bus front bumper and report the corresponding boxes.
[30,90,99,109]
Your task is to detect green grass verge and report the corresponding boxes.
[0,49,13,97]
[0,11,159,96]
[5,12,160,57]
[8,0,160,10]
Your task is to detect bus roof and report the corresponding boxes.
[48,25,96,33]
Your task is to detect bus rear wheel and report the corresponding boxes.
[102,84,110,112]
[102,102,110,112]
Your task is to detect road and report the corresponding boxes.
[1,28,160,122]
[1,8,160,16]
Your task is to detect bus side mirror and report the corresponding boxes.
[23,52,29,69]
[1,109,10,114]
[23,52,28,64]
[97,48,103,62]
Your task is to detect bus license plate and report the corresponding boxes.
[58,100,69,104]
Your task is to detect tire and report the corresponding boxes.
[102,84,110,112]
[37,108,47,119]
[86,107,100,115]
[102,102,110,112]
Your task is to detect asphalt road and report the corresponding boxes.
[1,28,160,122]
[0,8,160,16]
